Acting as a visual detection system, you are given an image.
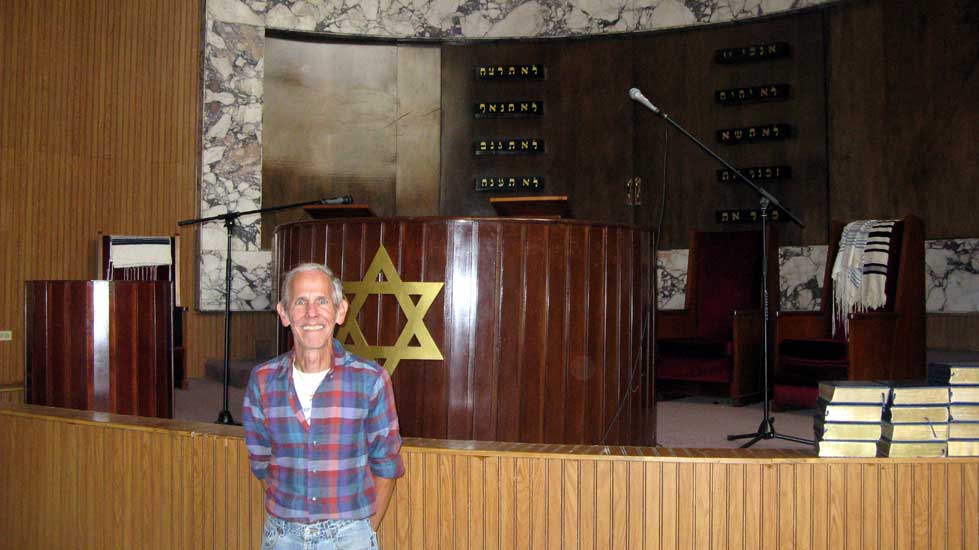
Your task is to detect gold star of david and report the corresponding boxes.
[336,246,444,374]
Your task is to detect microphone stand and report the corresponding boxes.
[179,196,351,425]
[631,91,813,448]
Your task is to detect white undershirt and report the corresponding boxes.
[292,365,330,421]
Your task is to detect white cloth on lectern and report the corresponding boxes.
[109,236,173,268]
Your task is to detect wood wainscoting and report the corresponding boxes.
[1,404,977,550]
[0,385,23,405]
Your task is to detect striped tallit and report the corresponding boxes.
[831,219,896,337]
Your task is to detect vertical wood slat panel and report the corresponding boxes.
[862,464,879,550]
[275,219,655,446]
[580,458,597,550]
[0,0,223,386]
[948,464,963,550]
[845,464,862,550]
[531,458,547,549]
[661,462,678,550]
[3,408,979,549]
[964,463,979,550]
[913,464,930,550]
[437,454,463,548]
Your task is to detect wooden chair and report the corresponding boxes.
[773,215,925,409]
[656,228,777,405]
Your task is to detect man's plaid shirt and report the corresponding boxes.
[243,339,404,523]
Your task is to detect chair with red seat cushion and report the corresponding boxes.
[656,228,777,405]
[773,215,925,409]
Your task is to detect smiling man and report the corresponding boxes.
[243,263,404,550]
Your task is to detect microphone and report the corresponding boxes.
[320,195,353,205]
[628,87,661,115]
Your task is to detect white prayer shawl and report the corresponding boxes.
[831,220,896,337]
[109,236,173,268]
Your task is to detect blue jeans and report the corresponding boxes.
[262,516,378,550]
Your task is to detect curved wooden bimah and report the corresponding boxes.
[24,280,173,418]
[2,405,978,550]
[274,217,655,446]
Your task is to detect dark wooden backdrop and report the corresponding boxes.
[634,12,828,247]
[25,280,173,418]
[275,218,656,446]
[439,16,827,246]
[440,39,637,225]
[436,1,977,251]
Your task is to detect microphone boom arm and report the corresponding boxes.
[176,193,352,425]
[178,196,352,226]
[629,89,803,228]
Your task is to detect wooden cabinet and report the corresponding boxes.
[25,280,173,418]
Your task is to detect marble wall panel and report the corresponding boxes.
[199,250,274,311]
[779,245,827,311]
[658,242,979,313]
[926,239,979,313]
[656,249,688,310]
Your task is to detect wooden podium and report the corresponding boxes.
[24,280,174,418]
[274,217,655,446]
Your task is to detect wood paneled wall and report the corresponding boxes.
[438,0,978,246]
[0,385,23,405]
[0,0,278,387]
[635,12,828,248]
[826,0,978,237]
[440,39,637,225]
[2,404,978,550]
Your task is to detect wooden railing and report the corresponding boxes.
[1,404,977,549]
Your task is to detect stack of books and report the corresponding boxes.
[878,380,949,458]
[814,381,888,457]
[929,362,979,456]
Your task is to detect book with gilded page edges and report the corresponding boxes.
[883,405,950,424]
[817,440,878,458]
[881,421,948,442]
[950,404,979,422]
[814,419,881,441]
[883,380,950,406]
[949,385,979,403]
[947,439,979,456]
[817,398,885,422]
[878,439,947,458]
[928,362,979,385]
[818,380,889,404]
[948,422,979,439]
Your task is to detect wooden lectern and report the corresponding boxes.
[24,280,174,418]
[274,217,656,446]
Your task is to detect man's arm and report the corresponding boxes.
[365,369,405,530]
[370,473,397,530]
[242,372,271,481]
